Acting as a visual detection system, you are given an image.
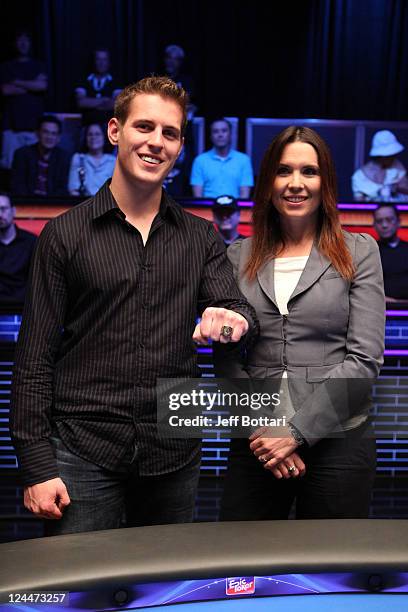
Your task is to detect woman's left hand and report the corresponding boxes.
[266,452,306,479]
[249,427,299,468]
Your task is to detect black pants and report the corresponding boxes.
[220,420,377,520]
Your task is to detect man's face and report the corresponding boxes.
[213,209,240,232]
[0,196,15,231]
[210,121,231,149]
[374,206,399,241]
[37,122,60,151]
[108,93,184,189]
[15,34,31,56]
[94,51,110,74]
[164,51,182,75]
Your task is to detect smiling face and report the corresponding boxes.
[37,121,61,151]
[271,141,321,224]
[108,93,184,189]
[86,124,105,152]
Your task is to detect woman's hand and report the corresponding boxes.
[264,452,306,479]
[249,427,299,468]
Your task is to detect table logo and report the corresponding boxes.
[226,577,255,596]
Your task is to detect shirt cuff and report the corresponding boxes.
[15,440,59,487]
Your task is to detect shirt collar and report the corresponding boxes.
[210,147,233,161]
[91,180,182,226]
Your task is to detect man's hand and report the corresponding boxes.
[249,427,299,468]
[24,477,70,520]
[264,452,306,479]
[193,307,249,345]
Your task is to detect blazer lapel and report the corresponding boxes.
[289,243,332,301]
[257,259,278,309]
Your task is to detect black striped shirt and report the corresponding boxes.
[11,182,258,486]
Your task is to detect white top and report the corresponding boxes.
[68,153,116,196]
[274,256,308,388]
[352,166,408,202]
[274,255,309,315]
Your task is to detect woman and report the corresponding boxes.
[215,126,385,520]
[352,130,408,202]
[68,123,116,196]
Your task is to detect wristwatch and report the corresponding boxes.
[288,424,305,447]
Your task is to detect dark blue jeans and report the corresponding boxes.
[45,435,201,536]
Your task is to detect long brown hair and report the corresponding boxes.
[246,126,354,281]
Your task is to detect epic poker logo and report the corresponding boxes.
[226,577,256,596]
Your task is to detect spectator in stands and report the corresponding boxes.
[68,123,116,196]
[0,192,36,303]
[374,203,408,301]
[75,48,121,126]
[11,115,70,197]
[352,130,408,202]
[213,195,245,245]
[0,30,47,169]
[163,44,195,106]
[190,118,254,198]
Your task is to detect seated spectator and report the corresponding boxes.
[212,195,245,245]
[0,30,47,169]
[190,118,254,198]
[352,130,408,202]
[163,44,196,115]
[0,191,36,303]
[374,203,408,301]
[75,48,121,126]
[11,115,70,197]
[68,123,116,196]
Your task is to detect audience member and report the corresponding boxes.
[190,118,253,198]
[0,192,36,303]
[75,48,121,125]
[163,45,195,107]
[11,115,70,197]
[374,204,408,301]
[0,31,47,169]
[68,123,116,196]
[213,195,245,245]
[352,130,408,202]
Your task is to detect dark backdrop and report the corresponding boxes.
[1,0,408,121]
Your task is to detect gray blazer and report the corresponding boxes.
[214,232,385,445]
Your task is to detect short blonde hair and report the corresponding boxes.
[114,76,188,137]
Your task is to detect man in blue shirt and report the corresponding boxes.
[190,118,254,198]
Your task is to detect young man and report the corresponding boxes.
[11,77,258,535]
[190,118,254,198]
[373,203,408,301]
[11,115,70,196]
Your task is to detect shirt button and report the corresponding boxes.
[139,342,145,349]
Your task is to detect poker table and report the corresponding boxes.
[0,520,408,611]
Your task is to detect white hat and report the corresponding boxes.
[369,130,404,157]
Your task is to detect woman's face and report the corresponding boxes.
[86,125,105,151]
[271,142,322,223]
